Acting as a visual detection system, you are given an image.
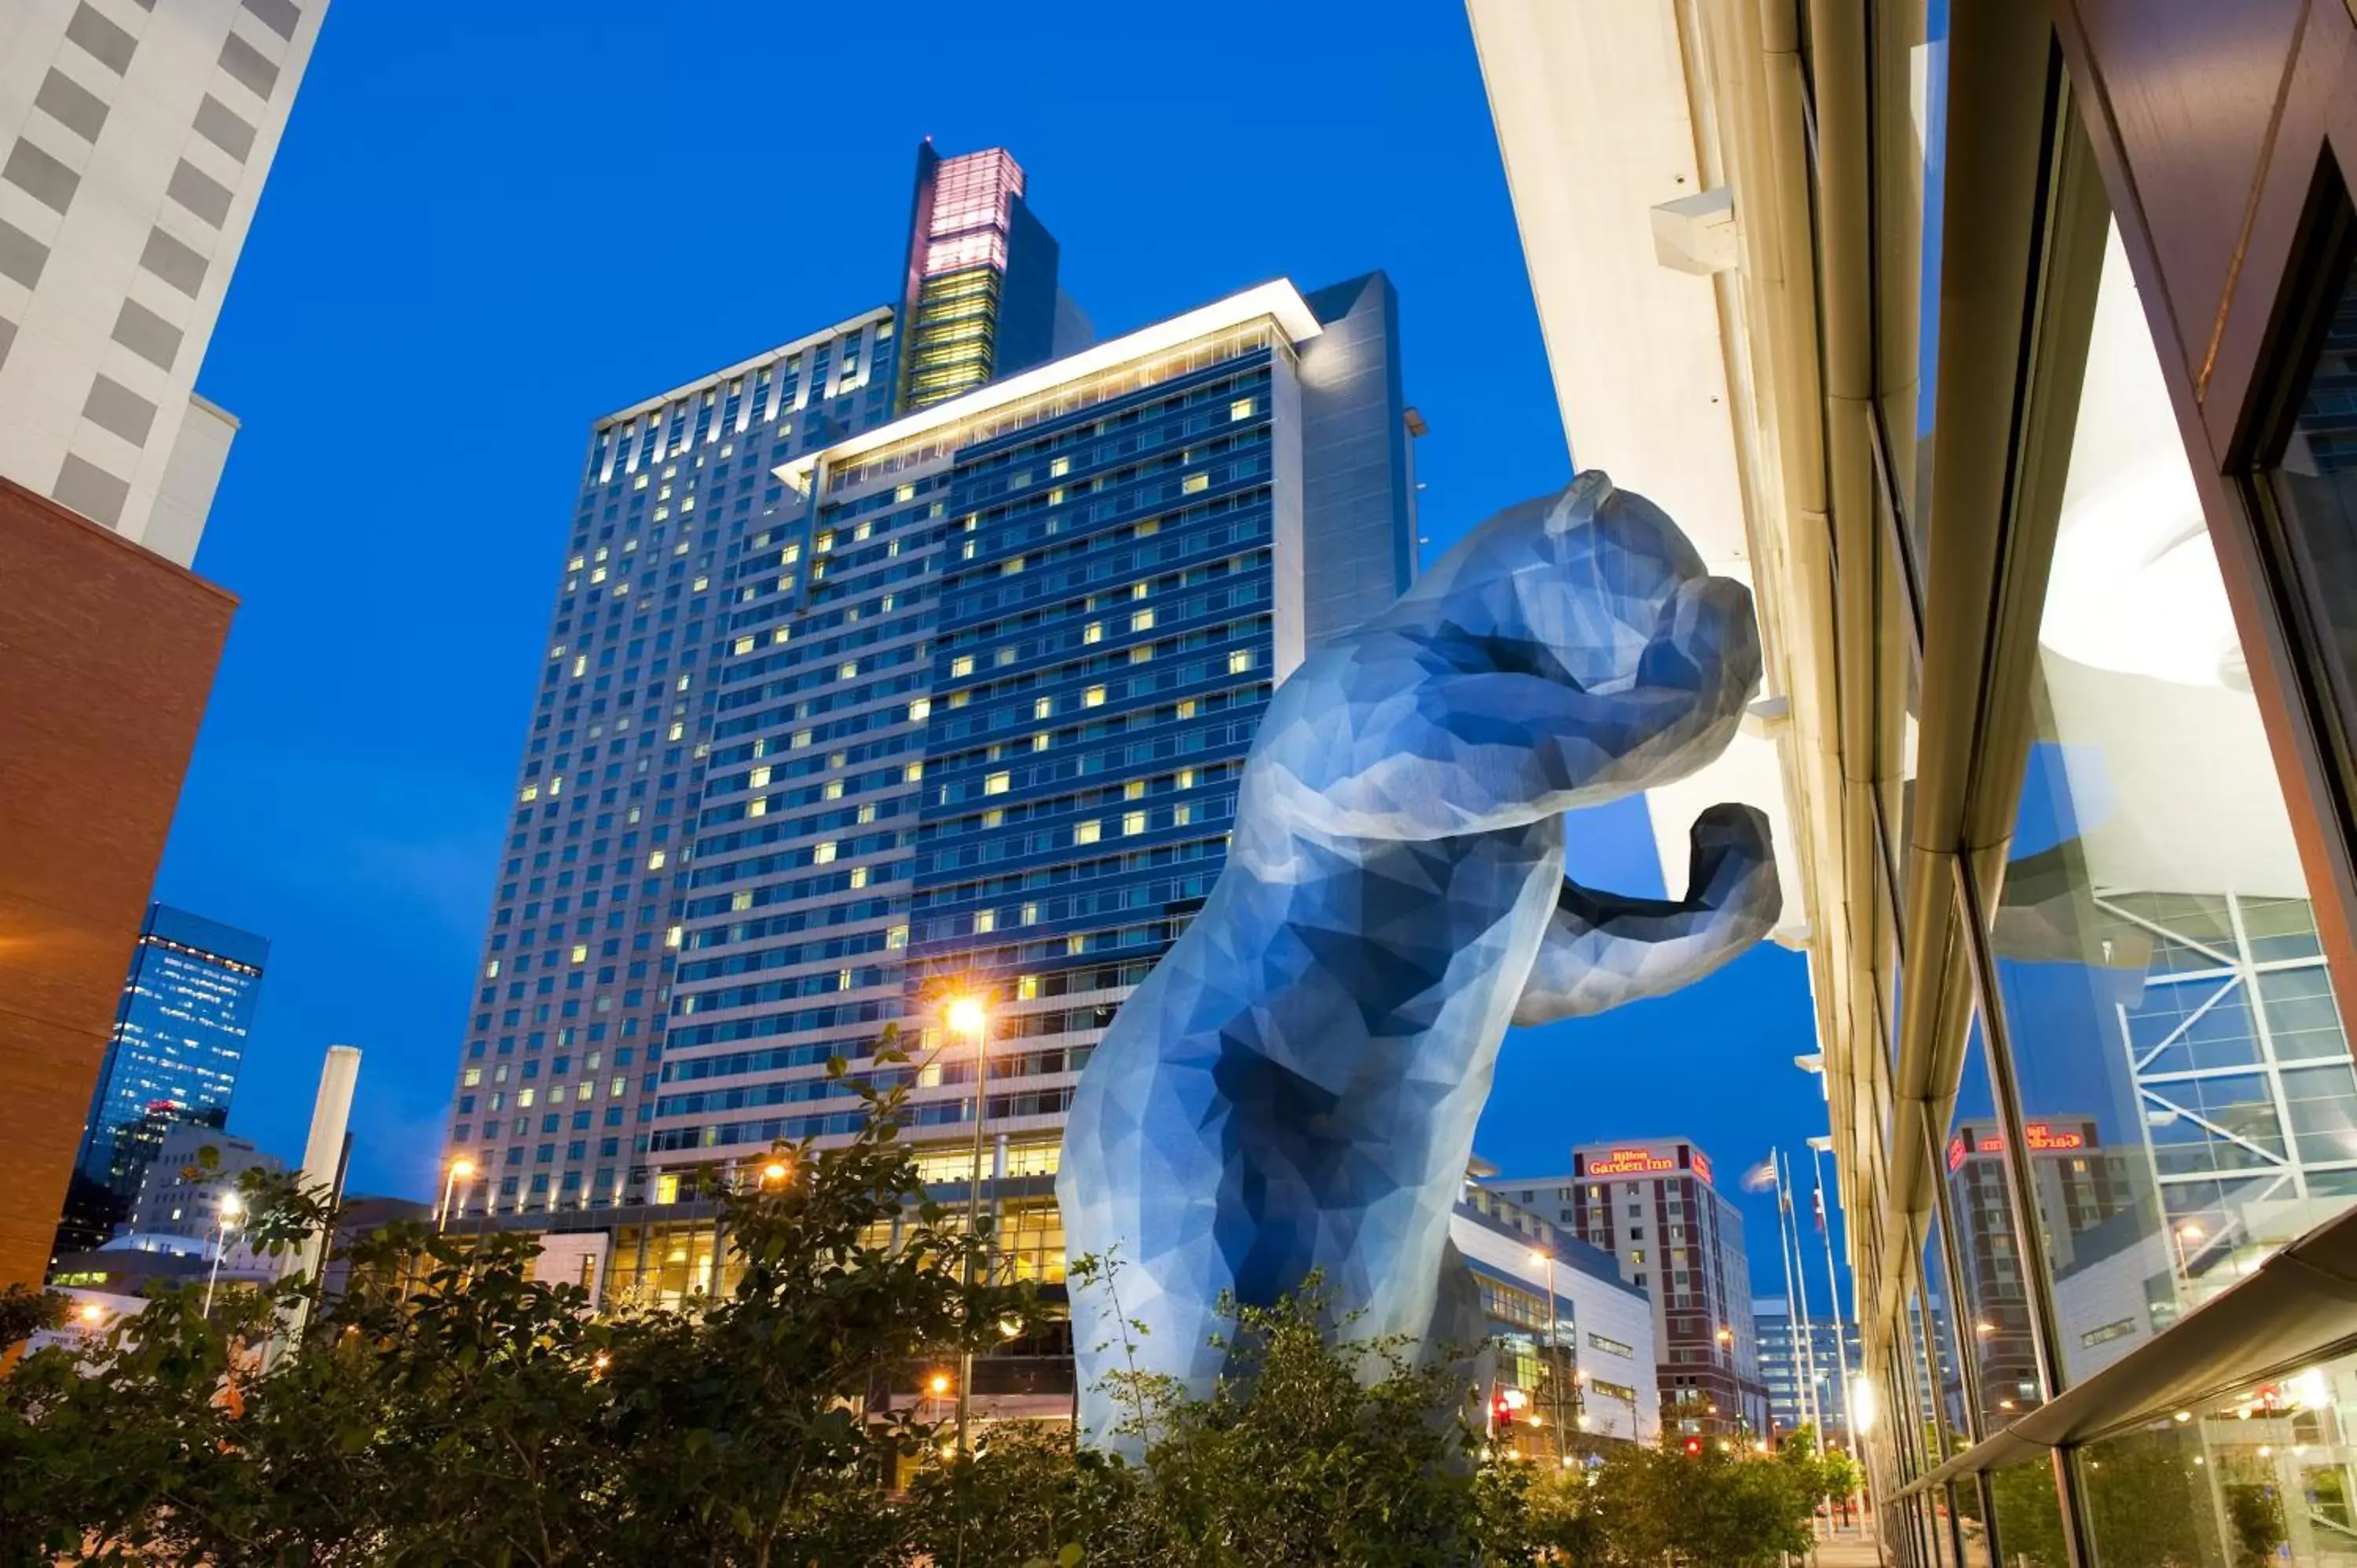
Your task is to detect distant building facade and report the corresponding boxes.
[123,1121,280,1243]
[893,144,1071,413]
[57,903,268,1254]
[1753,1293,1860,1440]
[1484,1138,1768,1436]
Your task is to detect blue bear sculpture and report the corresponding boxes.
[1056,471,1780,1450]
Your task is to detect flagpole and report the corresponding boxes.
[1770,1152,1816,1441]
[1783,1149,1823,1436]
[1810,1137,1860,1530]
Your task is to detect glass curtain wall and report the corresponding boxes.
[1837,30,2357,1568]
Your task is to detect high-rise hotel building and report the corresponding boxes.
[643,274,1413,1271]
[438,148,1420,1275]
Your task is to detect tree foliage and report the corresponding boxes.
[3,1045,1834,1566]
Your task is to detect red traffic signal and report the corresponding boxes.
[1684,1436,1704,1456]
[1491,1392,1515,1429]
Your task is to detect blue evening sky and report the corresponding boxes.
[158,0,1838,1297]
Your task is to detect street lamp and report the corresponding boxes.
[947,992,991,1457]
[1530,1248,1570,1455]
[203,1191,244,1317]
[437,1157,476,1233]
[2172,1222,2206,1280]
[761,1158,790,1186]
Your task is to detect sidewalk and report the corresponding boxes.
[1810,1533,1886,1567]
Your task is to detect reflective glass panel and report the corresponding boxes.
[1991,222,2357,1389]
[2080,1345,2357,1566]
[2263,205,2357,814]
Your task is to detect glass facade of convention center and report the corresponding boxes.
[1470,0,2357,1562]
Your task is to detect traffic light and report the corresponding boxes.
[1491,1391,1515,1433]
[1683,1436,1704,1456]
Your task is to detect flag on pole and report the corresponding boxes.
[1813,1184,1827,1233]
[1742,1156,1779,1192]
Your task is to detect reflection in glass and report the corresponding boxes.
[1989,1457,2069,1568]
[1943,1017,2036,1432]
[2264,218,2357,803]
[1991,224,2357,1392]
[2080,1349,2357,1566]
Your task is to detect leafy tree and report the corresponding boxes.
[0,1283,64,1353]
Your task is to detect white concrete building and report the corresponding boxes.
[0,0,325,561]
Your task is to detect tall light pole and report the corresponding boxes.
[203,1191,244,1317]
[436,1157,475,1233]
[1530,1248,1569,1464]
[948,992,990,1456]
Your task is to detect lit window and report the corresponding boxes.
[1084,622,1102,644]
[519,1089,537,1108]
[982,808,1005,827]
[647,850,666,870]
[1048,487,1065,506]
[1033,697,1053,720]
[1176,699,1198,719]
[1124,811,1146,836]
[1230,397,1255,420]
[667,722,684,740]
[887,925,908,948]
[1084,686,1106,708]
[734,636,754,654]
[1125,780,1146,800]
[1017,974,1040,999]
[974,909,996,934]
[1050,456,1070,478]
[823,779,844,800]
[812,841,838,864]
[838,661,858,680]
[463,1068,483,1087]
[984,771,1010,795]
[1177,768,1195,789]
[952,655,975,677]
[849,866,869,888]
[908,699,933,722]
[1182,474,1209,494]
[1228,650,1253,674]
[749,765,771,789]
[520,784,540,803]
[571,944,588,963]
[665,925,683,948]
[1174,804,1193,826]
[746,799,766,818]
[1075,819,1102,844]
[792,729,813,749]
[1132,610,1155,632]
[572,655,588,677]
[906,762,926,783]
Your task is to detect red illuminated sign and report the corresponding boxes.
[1585,1147,1677,1178]
[1949,1123,2089,1171]
[1582,1144,1715,1186]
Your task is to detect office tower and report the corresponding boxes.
[1,2,321,1295]
[55,903,268,1254]
[895,145,1076,414]
[1752,1294,1860,1439]
[123,1121,280,1244]
[631,273,1417,1274]
[1,0,327,558]
[1483,1139,1769,1436]
[442,307,901,1218]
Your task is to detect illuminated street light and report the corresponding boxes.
[761,1159,790,1185]
[929,1372,951,1397]
[77,1302,104,1325]
[437,1156,477,1233]
[203,1190,247,1316]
